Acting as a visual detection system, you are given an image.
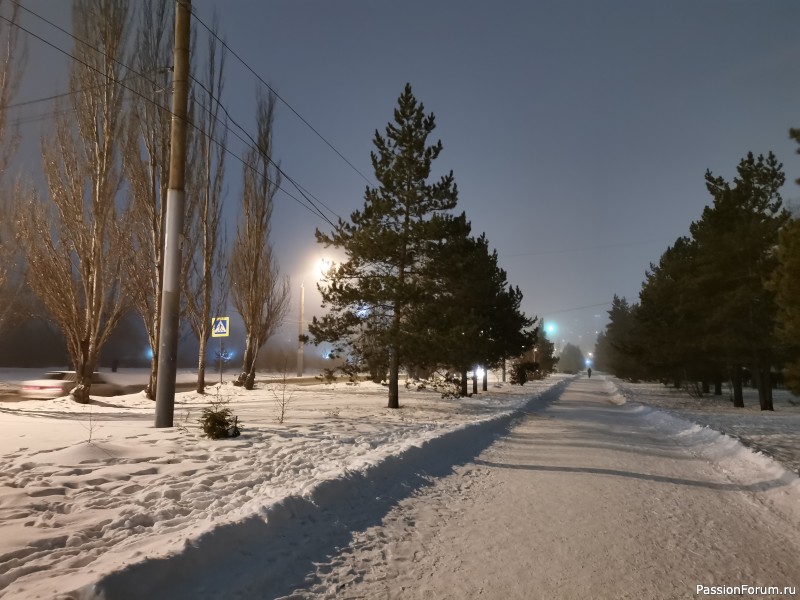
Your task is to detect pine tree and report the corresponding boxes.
[599,295,642,381]
[310,84,458,408]
[559,343,585,374]
[636,236,723,388]
[407,223,535,395]
[772,217,800,394]
[690,152,788,410]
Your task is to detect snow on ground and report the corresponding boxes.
[1,369,798,599]
[290,378,800,599]
[607,376,800,476]
[0,369,568,599]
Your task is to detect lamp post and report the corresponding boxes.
[297,283,304,377]
[297,258,330,378]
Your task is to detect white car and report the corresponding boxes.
[21,371,124,399]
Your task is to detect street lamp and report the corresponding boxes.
[297,282,305,377]
[298,258,331,377]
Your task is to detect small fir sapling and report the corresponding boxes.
[198,386,242,439]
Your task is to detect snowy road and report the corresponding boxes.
[293,378,800,599]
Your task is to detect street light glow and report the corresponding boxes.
[316,258,332,280]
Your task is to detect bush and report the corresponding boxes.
[198,389,242,439]
[510,360,537,385]
[419,371,461,399]
[316,367,338,386]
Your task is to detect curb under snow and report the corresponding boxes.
[604,378,800,528]
[76,379,571,600]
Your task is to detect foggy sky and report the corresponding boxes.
[11,0,800,360]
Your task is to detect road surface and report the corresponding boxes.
[291,377,800,599]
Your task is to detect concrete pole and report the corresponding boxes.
[155,0,191,427]
[297,283,304,377]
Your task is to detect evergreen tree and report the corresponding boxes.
[772,217,800,393]
[535,331,558,375]
[558,343,585,374]
[599,295,642,380]
[407,223,535,395]
[636,236,723,388]
[690,152,788,410]
[310,84,458,408]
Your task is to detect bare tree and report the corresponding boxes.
[16,0,130,403]
[231,90,290,390]
[0,0,25,333]
[185,15,228,394]
[123,0,173,399]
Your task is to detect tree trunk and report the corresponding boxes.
[731,367,744,408]
[387,346,399,409]
[245,361,256,390]
[196,337,207,394]
[145,350,158,400]
[73,340,94,404]
[757,367,774,411]
[235,336,256,386]
[472,369,478,395]
[482,367,488,392]
[241,335,260,390]
[714,380,722,396]
[460,367,468,397]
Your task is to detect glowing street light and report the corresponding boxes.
[298,258,332,377]
[297,282,305,377]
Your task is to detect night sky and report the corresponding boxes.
[12,0,800,357]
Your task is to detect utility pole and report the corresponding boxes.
[296,283,304,377]
[155,0,191,427]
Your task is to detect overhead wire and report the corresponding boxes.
[188,72,341,225]
[6,72,168,131]
[181,0,374,187]
[9,0,333,225]
[541,302,612,316]
[4,1,339,228]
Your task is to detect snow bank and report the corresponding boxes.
[604,377,800,526]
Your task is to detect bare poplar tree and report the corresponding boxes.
[185,15,228,393]
[0,0,25,333]
[231,90,290,390]
[123,0,173,399]
[16,0,130,403]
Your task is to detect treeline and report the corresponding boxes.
[0,1,288,402]
[309,85,545,408]
[595,151,800,410]
[0,2,546,406]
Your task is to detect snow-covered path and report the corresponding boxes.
[294,378,800,599]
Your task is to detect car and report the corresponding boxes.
[21,371,124,399]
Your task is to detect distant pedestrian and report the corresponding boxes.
[587,367,592,378]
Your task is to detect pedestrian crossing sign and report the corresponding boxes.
[211,317,229,337]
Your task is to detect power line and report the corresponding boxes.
[189,73,340,226]
[0,6,337,228]
[541,302,612,316]
[183,0,374,188]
